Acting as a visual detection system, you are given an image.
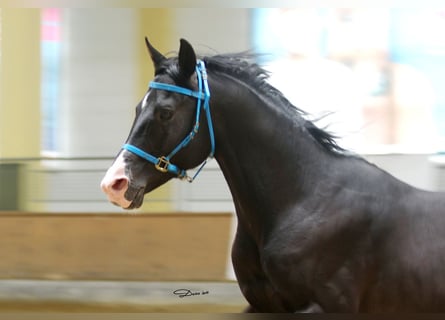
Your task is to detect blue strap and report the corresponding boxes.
[149,82,206,100]
[122,144,186,178]
[198,60,215,158]
[123,143,158,164]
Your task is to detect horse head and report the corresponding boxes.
[101,38,213,209]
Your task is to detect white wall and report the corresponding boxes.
[364,154,441,192]
[59,9,138,157]
[171,9,251,54]
[36,9,140,212]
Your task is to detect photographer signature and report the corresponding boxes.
[173,288,210,298]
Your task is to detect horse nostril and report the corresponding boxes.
[112,178,129,192]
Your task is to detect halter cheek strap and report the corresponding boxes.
[122,60,215,182]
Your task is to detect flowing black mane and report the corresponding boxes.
[205,54,346,155]
[159,52,345,155]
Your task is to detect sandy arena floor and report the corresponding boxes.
[0,280,246,312]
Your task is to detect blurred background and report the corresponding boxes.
[1,8,445,312]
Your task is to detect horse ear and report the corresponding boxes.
[145,37,166,74]
[178,38,197,80]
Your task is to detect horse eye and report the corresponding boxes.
[159,108,174,121]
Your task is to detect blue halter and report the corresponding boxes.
[122,60,215,182]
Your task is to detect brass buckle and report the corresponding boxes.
[155,156,170,173]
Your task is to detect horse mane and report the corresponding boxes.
[204,53,346,155]
[163,52,346,155]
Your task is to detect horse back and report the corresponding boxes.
[344,160,445,311]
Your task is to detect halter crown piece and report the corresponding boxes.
[122,60,215,182]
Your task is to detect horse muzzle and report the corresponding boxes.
[100,151,133,209]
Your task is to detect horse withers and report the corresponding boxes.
[101,38,445,312]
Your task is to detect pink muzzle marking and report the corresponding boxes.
[100,151,132,208]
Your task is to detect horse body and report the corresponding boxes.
[101,38,445,312]
[229,148,445,312]
[206,64,445,312]
[199,55,445,312]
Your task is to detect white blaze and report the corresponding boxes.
[141,91,151,109]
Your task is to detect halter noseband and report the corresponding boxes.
[122,60,215,182]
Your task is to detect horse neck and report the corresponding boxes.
[209,75,336,239]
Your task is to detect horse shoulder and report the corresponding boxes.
[232,223,301,312]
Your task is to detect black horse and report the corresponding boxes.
[101,38,445,312]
